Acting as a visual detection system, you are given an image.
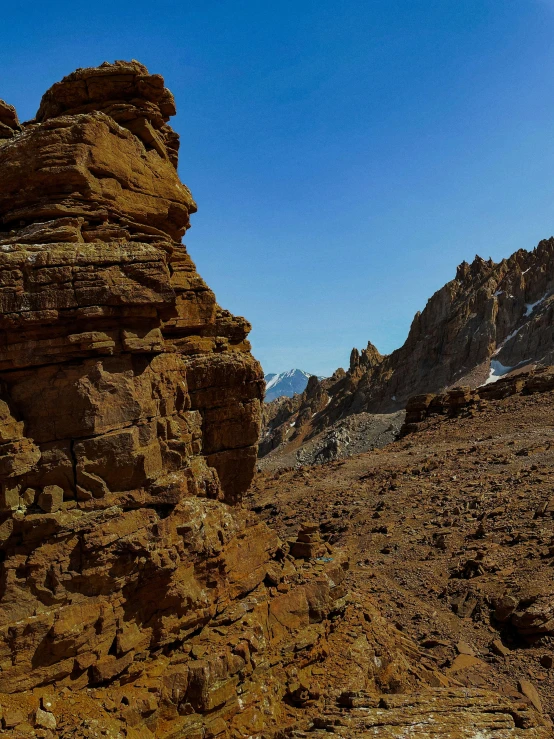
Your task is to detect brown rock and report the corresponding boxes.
[518,678,543,713]
[456,641,475,656]
[37,485,64,513]
[2,707,26,728]
[34,708,56,730]
[0,60,263,723]
[493,594,518,623]
[540,654,553,669]
[0,100,20,140]
[446,654,484,675]
[490,639,510,658]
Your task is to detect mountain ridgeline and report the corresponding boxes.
[261,242,554,458]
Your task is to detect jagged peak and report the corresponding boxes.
[455,254,496,283]
[0,100,20,140]
[350,341,383,372]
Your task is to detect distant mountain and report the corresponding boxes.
[260,239,554,458]
[264,369,323,402]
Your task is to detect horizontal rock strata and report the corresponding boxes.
[0,61,296,737]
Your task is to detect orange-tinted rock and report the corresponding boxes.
[0,61,269,730]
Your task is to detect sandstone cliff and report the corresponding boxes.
[0,61,273,735]
[261,245,554,460]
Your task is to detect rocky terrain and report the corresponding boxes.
[251,367,554,734]
[0,61,360,738]
[259,410,404,471]
[0,60,551,739]
[260,247,554,464]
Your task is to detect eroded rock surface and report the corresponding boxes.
[252,377,554,735]
[0,61,282,736]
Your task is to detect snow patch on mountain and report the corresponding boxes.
[264,369,324,402]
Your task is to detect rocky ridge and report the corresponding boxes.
[260,246,554,464]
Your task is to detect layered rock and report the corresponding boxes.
[0,61,281,735]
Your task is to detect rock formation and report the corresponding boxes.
[0,61,276,736]
[260,244,554,463]
[401,365,554,435]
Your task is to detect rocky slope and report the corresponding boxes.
[259,409,405,471]
[251,366,554,732]
[260,247,554,463]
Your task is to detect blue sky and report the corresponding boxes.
[3,1,554,376]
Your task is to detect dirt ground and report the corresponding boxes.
[248,387,554,724]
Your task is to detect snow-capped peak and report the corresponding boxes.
[264,369,323,401]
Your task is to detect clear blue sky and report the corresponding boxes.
[3,1,554,376]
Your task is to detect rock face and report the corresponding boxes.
[0,61,285,734]
[260,246,554,462]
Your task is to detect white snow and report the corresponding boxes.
[493,289,503,297]
[491,290,551,358]
[265,369,312,391]
[484,360,514,385]
[525,291,549,316]
[265,374,281,391]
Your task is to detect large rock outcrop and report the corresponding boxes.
[0,61,278,734]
